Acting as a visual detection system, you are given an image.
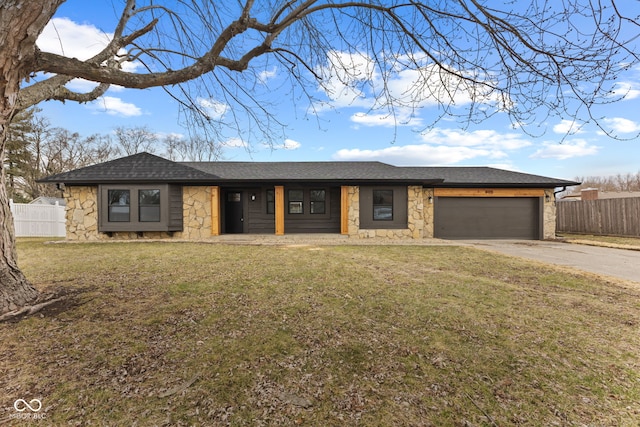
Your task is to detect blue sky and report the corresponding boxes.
[33,1,640,182]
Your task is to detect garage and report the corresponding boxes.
[434,197,541,239]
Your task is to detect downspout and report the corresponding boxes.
[554,186,567,200]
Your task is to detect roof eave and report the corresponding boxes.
[43,178,445,186]
[43,178,218,185]
[433,182,581,188]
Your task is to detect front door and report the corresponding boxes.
[225,191,244,233]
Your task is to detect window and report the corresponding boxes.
[288,189,304,214]
[139,189,161,222]
[359,187,407,230]
[310,189,326,214]
[108,189,130,222]
[266,190,275,214]
[99,185,183,233]
[373,190,393,220]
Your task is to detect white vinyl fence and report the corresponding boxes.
[9,200,66,237]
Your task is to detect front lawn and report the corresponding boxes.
[2,240,639,425]
[558,233,640,250]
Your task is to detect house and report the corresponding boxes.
[38,152,579,241]
[29,196,66,206]
[561,188,640,201]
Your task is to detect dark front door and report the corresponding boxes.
[225,191,244,233]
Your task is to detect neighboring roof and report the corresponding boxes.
[562,190,640,200]
[38,152,580,188]
[29,196,66,206]
[597,191,640,199]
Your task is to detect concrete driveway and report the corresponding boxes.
[463,240,640,284]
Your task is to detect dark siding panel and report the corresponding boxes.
[434,197,540,239]
[168,185,183,231]
[234,186,341,234]
[284,187,341,233]
[99,183,183,233]
[359,186,408,229]
[247,188,275,234]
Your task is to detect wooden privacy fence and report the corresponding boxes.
[556,197,640,237]
[9,200,66,237]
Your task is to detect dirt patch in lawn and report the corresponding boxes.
[0,285,89,324]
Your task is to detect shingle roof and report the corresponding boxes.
[38,152,580,188]
[404,166,579,187]
[38,152,218,184]
[181,161,442,183]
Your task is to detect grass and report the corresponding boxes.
[2,239,640,425]
[557,233,640,249]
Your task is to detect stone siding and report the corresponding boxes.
[64,186,175,240]
[345,186,359,236]
[64,186,99,241]
[174,186,212,240]
[63,184,557,241]
[348,186,426,240]
[422,188,435,238]
[64,185,212,240]
[543,189,557,239]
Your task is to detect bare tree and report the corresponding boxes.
[162,133,184,161]
[3,109,119,201]
[112,125,158,156]
[164,134,223,162]
[40,128,117,176]
[573,172,640,192]
[1,0,639,314]
[112,126,224,161]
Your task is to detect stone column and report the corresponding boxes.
[64,186,99,241]
[423,188,434,238]
[543,189,557,239]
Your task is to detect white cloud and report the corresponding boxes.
[37,17,140,93]
[333,144,491,165]
[258,67,278,84]
[419,128,532,151]
[603,117,640,134]
[61,78,101,93]
[263,138,302,151]
[611,81,640,100]
[530,139,600,160]
[166,132,185,139]
[314,51,372,111]
[277,139,301,150]
[385,64,501,109]
[333,127,533,165]
[61,78,127,94]
[486,162,521,172]
[38,17,139,73]
[553,119,585,134]
[87,96,142,116]
[314,50,507,127]
[350,110,423,128]
[197,98,228,120]
[157,132,185,140]
[38,17,110,60]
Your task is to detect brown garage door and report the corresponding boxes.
[434,197,540,239]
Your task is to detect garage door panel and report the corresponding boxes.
[434,197,540,239]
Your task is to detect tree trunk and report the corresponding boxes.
[0,181,38,313]
[0,0,64,315]
[0,123,38,312]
